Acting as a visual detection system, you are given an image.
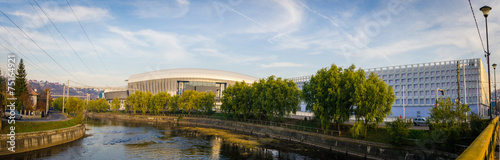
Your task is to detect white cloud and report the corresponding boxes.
[261,62,304,68]
[10,3,111,28]
[132,0,190,18]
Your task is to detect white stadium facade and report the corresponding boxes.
[126,68,259,106]
[293,58,490,118]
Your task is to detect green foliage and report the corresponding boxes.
[350,121,365,139]
[221,76,301,122]
[126,92,139,114]
[386,118,412,146]
[110,97,120,112]
[152,92,170,115]
[355,72,395,137]
[199,91,215,114]
[302,64,364,134]
[13,59,28,111]
[469,112,489,136]
[86,98,108,112]
[52,97,64,111]
[140,91,152,115]
[168,94,180,112]
[177,90,198,114]
[427,98,470,152]
[65,97,85,116]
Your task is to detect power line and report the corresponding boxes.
[0,9,85,84]
[467,0,486,53]
[28,0,78,72]
[65,0,117,84]
[33,0,106,86]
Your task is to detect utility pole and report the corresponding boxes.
[403,85,405,119]
[457,61,460,105]
[62,85,66,113]
[46,90,50,115]
[63,80,69,113]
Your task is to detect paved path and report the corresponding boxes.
[2,113,69,122]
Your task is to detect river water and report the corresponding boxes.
[2,118,362,160]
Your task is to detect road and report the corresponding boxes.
[2,113,69,122]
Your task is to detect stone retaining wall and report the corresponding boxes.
[88,113,458,160]
[0,124,86,156]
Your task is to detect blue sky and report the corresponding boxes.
[0,0,499,87]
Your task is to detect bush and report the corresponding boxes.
[470,112,489,136]
[350,121,365,138]
[386,118,412,146]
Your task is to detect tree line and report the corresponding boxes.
[126,90,215,115]
[302,64,395,135]
[220,75,301,122]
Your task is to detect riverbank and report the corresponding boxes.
[88,112,458,160]
[0,124,86,156]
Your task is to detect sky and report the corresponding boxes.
[0,0,499,88]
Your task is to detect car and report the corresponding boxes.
[413,117,426,126]
[4,109,22,120]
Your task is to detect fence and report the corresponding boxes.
[457,116,499,160]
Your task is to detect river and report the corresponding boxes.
[2,118,363,160]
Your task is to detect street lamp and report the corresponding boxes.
[480,5,493,120]
[435,88,445,107]
[493,63,497,115]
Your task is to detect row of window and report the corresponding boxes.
[383,74,480,84]
[377,68,479,79]
[395,88,479,97]
[395,96,479,105]
[392,82,479,90]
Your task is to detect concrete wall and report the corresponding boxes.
[88,113,458,160]
[0,124,86,156]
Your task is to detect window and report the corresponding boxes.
[431,98,435,103]
[395,85,399,90]
[409,91,413,96]
[414,99,418,104]
[395,92,399,96]
[426,91,429,95]
[389,80,393,84]
[408,84,412,89]
[431,71,435,75]
[414,91,418,96]
[420,91,424,96]
[395,79,400,83]
[383,75,387,79]
[396,99,400,104]
[437,83,440,87]
[420,78,423,82]
[420,84,424,88]
[409,99,413,104]
[389,75,393,78]
[426,99,430,104]
[414,78,418,82]
[414,73,418,77]
[425,84,429,88]
[407,73,411,77]
[425,72,429,76]
[419,72,423,76]
[431,77,434,81]
[425,77,429,81]
[420,99,424,104]
[395,74,400,78]
[431,83,435,88]
[414,84,418,88]
[402,79,406,83]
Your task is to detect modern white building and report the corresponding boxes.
[292,58,490,118]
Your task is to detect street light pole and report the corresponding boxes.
[480,5,493,120]
[493,63,497,115]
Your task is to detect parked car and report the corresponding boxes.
[413,117,426,126]
[4,109,22,120]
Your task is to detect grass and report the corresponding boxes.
[181,126,264,148]
[0,114,82,134]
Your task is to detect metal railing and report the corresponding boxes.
[457,116,498,160]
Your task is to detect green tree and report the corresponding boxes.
[126,91,141,114]
[386,118,412,146]
[199,91,215,114]
[152,92,170,115]
[178,90,198,114]
[138,91,152,115]
[66,97,85,116]
[257,76,300,122]
[355,72,395,137]
[13,59,28,113]
[302,64,363,134]
[52,97,64,111]
[221,81,252,120]
[111,97,120,112]
[168,94,180,113]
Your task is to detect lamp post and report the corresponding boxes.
[435,88,445,106]
[480,5,493,120]
[493,63,497,115]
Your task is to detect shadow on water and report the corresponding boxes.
[0,118,365,160]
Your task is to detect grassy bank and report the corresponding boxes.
[0,115,82,134]
[181,127,274,148]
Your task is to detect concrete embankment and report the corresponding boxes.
[88,113,458,160]
[0,124,86,156]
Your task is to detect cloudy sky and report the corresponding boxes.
[0,0,499,87]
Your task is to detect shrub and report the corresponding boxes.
[350,121,365,138]
[470,112,489,136]
[386,118,412,146]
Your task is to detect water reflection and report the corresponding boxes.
[0,118,362,160]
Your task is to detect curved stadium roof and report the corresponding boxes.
[127,68,259,83]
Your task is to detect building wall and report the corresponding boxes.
[292,58,490,118]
